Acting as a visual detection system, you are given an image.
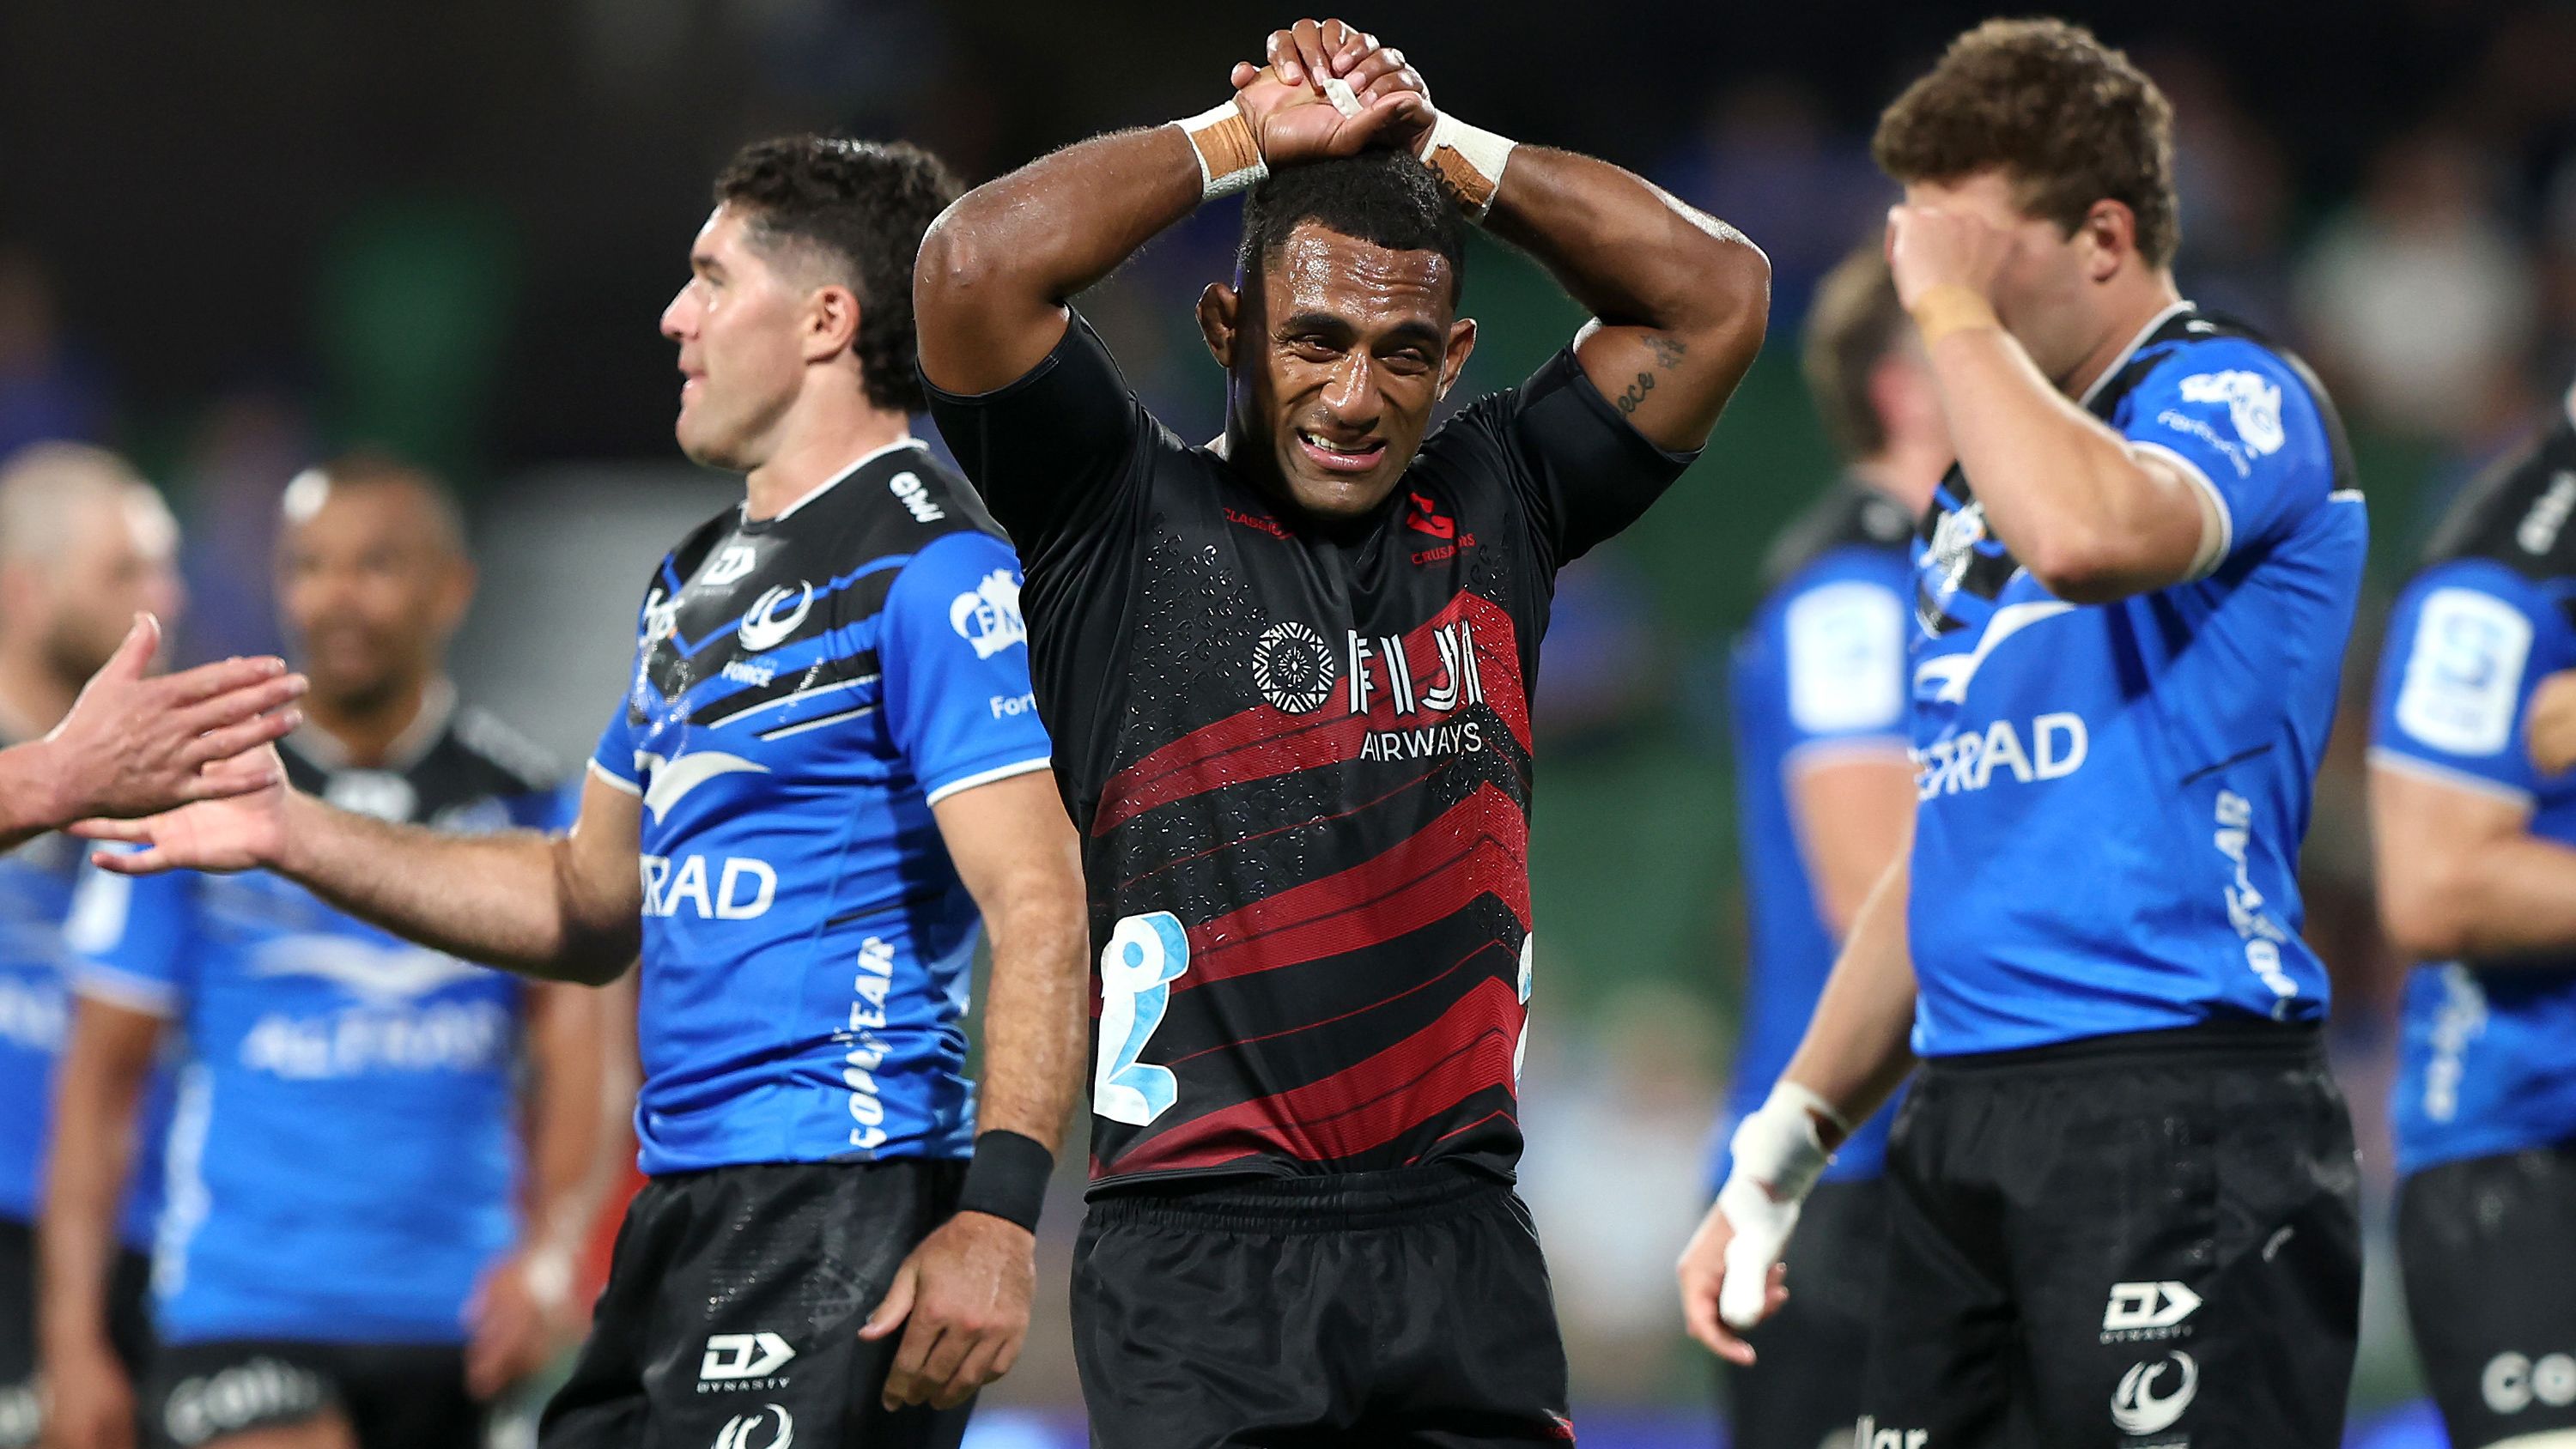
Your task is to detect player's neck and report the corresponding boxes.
[2060,272,2186,403]
[743,397,914,523]
[300,673,444,770]
[0,640,78,743]
[1850,442,1946,517]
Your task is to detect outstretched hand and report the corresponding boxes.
[1228,19,1433,167]
[39,615,306,827]
[73,743,293,876]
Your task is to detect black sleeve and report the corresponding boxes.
[923,310,1150,561]
[1449,348,1701,571]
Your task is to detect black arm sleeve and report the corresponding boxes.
[1466,349,1702,571]
[923,311,1149,564]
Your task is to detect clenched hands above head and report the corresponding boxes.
[1229,20,1433,165]
[860,1210,1036,1412]
[27,614,305,830]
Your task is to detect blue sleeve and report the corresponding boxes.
[62,864,197,1019]
[591,580,662,792]
[2117,339,2336,569]
[591,701,640,791]
[509,780,582,833]
[878,530,1054,804]
[1771,555,1913,761]
[2370,563,2556,804]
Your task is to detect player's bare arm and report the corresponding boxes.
[76,761,644,985]
[915,26,1427,399]
[0,615,305,853]
[864,770,1088,1412]
[36,998,163,1449]
[1679,841,1918,1365]
[2372,765,2576,963]
[1886,185,2215,603]
[1787,756,1917,937]
[466,983,618,1399]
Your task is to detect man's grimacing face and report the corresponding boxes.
[1206,223,1477,521]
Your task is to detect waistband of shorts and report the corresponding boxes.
[1082,1164,1506,1233]
[1923,1018,2324,1076]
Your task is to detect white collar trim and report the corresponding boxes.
[2077,300,2196,409]
[760,437,927,523]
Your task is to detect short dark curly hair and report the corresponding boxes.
[714,135,963,414]
[1236,151,1467,308]
[1873,19,2180,268]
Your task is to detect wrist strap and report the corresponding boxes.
[1175,100,1267,201]
[1723,1081,1845,1205]
[1416,113,1516,220]
[956,1129,1054,1232]
[1911,283,2001,347]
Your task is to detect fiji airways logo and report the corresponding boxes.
[738,583,814,652]
[1251,622,1336,714]
[950,569,1025,659]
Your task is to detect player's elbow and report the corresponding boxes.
[2379,865,2477,962]
[914,199,1011,318]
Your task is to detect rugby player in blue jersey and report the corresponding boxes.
[0,444,303,1449]
[42,456,616,1449]
[2370,379,2576,1449]
[1679,21,2368,1447]
[1711,245,1945,1449]
[74,138,1091,1449]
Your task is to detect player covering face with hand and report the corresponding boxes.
[1680,20,2366,1448]
[917,19,1767,1445]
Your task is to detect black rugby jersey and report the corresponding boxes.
[929,312,1694,1190]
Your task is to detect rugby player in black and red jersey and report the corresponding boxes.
[917,19,1768,1443]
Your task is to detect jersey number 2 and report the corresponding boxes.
[1095,912,1191,1125]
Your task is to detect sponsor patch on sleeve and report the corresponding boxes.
[1785,579,1907,735]
[2394,586,2532,757]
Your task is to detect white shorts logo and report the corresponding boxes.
[713,1403,793,1449]
[2482,1351,2576,1415]
[701,1332,797,1383]
[951,569,1027,659]
[2111,1351,2199,1437]
[1250,621,1338,714]
[2103,1281,2202,1339]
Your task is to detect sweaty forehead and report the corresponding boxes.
[1263,225,1455,324]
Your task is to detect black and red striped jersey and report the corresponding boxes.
[928,312,1693,1191]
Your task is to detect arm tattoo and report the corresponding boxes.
[1614,335,1688,415]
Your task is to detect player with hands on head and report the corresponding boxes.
[69,136,1090,1449]
[918,19,1765,1446]
[1680,21,2366,1447]
[2368,376,2576,1449]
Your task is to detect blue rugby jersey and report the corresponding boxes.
[0,820,167,1246]
[1719,481,1917,1182]
[589,440,1052,1175]
[1905,305,2365,1056]
[2371,402,2576,1175]
[70,697,571,1343]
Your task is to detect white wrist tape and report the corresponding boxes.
[1175,100,1267,201]
[1712,1081,1844,1330]
[1416,112,1517,220]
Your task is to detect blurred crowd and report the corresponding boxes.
[9,0,2576,1422]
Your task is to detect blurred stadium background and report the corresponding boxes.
[9,0,2574,1442]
